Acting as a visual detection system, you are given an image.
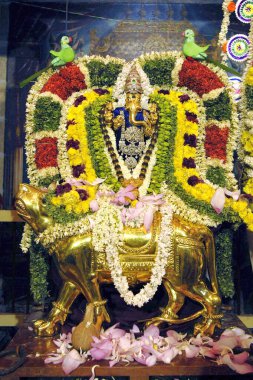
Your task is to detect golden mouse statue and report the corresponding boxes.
[16,55,253,350]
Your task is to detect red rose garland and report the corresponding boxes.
[178,58,224,97]
[41,63,86,100]
[204,124,229,161]
[35,137,58,169]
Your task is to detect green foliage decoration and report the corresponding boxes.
[34,97,62,132]
[142,58,175,87]
[206,166,227,187]
[215,228,235,298]
[38,174,61,188]
[245,85,253,110]
[204,91,232,121]
[30,237,49,304]
[87,61,123,87]
[85,95,120,191]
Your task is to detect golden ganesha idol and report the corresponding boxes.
[16,54,253,349]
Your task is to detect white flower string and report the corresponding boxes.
[20,224,33,253]
[218,0,232,64]
[92,201,174,308]
[36,217,91,247]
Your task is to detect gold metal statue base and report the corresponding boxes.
[16,184,222,350]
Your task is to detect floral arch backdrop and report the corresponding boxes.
[22,52,253,301]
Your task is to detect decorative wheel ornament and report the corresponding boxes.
[236,0,253,23]
[228,76,242,102]
[227,34,250,61]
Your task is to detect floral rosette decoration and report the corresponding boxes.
[22,51,253,302]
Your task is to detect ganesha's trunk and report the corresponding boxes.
[128,105,146,128]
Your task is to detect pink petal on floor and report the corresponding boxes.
[119,335,131,352]
[232,351,250,364]
[212,336,238,353]
[89,347,111,360]
[185,345,200,358]
[134,355,149,365]
[44,354,64,365]
[166,330,186,341]
[146,355,157,366]
[220,353,253,374]
[130,324,140,334]
[199,346,217,359]
[144,325,160,338]
[62,349,85,375]
[161,347,179,364]
[109,358,120,367]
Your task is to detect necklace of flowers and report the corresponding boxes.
[92,199,174,308]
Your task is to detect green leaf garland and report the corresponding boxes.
[215,228,235,298]
[30,237,49,304]
[34,97,62,132]
[85,95,120,191]
[206,167,227,188]
[204,91,232,121]
[142,58,175,87]
[245,85,253,110]
[87,61,123,87]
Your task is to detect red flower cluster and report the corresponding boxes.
[178,58,224,97]
[35,137,58,169]
[41,64,86,100]
[204,124,229,161]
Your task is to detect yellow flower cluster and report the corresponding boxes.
[51,90,101,214]
[242,131,253,156]
[244,178,253,196]
[67,90,99,181]
[167,90,216,204]
[229,198,253,231]
[245,67,253,86]
[51,185,97,214]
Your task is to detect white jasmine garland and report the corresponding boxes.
[92,200,174,308]
[76,60,91,88]
[20,224,33,253]
[218,0,232,63]
[171,54,185,86]
[36,217,91,247]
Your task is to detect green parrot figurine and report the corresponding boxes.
[182,29,241,77]
[182,29,209,60]
[20,36,75,88]
[50,36,75,67]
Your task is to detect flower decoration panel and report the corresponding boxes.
[23,52,253,231]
